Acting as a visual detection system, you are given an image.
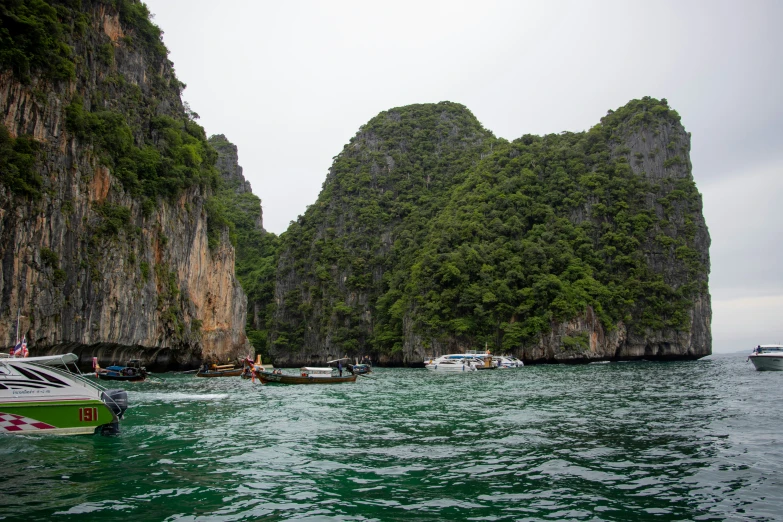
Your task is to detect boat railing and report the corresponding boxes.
[31,359,112,393]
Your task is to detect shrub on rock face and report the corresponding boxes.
[0,126,42,198]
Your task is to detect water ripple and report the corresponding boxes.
[1,356,781,520]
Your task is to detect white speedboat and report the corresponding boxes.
[748,345,783,371]
[424,354,495,372]
[493,355,524,368]
[467,350,524,368]
[0,353,128,435]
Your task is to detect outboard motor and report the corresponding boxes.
[99,389,129,435]
[101,389,129,418]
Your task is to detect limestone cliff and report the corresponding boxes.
[0,1,250,368]
[269,98,711,365]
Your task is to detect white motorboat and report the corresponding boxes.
[493,355,524,368]
[0,353,128,435]
[424,354,495,372]
[748,344,783,371]
[466,350,524,368]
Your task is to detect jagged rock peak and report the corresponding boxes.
[208,134,264,233]
[209,134,254,195]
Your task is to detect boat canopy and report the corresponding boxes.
[0,353,79,366]
[301,367,334,374]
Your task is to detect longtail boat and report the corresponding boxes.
[347,363,371,375]
[95,359,148,382]
[196,363,243,377]
[240,355,266,380]
[254,367,357,384]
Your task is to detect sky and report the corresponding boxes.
[141,0,782,354]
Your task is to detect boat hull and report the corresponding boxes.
[255,371,357,384]
[0,399,116,435]
[196,369,243,377]
[425,364,477,372]
[97,372,146,382]
[749,355,783,371]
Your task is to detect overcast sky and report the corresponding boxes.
[142,0,782,354]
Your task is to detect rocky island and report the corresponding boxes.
[269,100,711,365]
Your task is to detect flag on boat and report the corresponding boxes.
[13,337,28,357]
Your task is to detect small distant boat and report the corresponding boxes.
[196,363,243,377]
[748,345,783,371]
[424,353,496,372]
[465,350,523,368]
[347,363,372,375]
[96,359,148,382]
[254,367,357,384]
[0,353,128,435]
[493,355,524,368]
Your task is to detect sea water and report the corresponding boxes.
[0,353,780,521]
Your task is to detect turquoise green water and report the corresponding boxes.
[1,354,780,521]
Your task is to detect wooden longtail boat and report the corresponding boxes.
[96,359,148,382]
[255,367,357,384]
[347,363,371,375]
[240,355,269,379]
[196,364,243,378]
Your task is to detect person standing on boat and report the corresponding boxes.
[338,360,343,377]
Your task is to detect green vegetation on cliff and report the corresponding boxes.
[0,0,75,83]
[0,0,164,84]
[402,100,703,352]
[0,126,42,198]
[1,0,220,219]
[65,96,220,212]
[270,97,709,362]
[271,102,497,356]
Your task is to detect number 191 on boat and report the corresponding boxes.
[79,407,98,422]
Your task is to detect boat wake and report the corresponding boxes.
[133,392,230,403]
